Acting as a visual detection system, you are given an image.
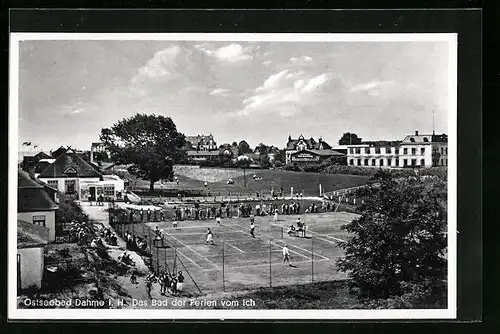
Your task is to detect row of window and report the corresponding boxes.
[349,158,448,167]
[349,146,448,156]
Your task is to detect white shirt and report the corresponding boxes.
[282,247,289,256]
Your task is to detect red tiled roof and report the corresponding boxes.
[38,152,102,179]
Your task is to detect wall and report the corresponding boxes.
[39,177,101,199]
[17,211,56,242]
[347,144,435,168]
[17,247,44,289]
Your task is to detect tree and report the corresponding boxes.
[259,153,271,168]
[238,140,251,155]
[273,149,286,164]
[231,141,238,147]
[100,113,186,192]
[339,132,362,145]
[337,173,447,303]
[255,143,270,155]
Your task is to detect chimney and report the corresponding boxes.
[415,130,419,136]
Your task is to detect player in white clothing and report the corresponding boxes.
[282,244,292,266]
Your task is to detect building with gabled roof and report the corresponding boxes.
[18,171,58,242]
[37,151,103,201]
[285,135,344,165]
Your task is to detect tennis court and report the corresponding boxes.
[141,211,360,294]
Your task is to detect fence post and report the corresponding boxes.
[281,227,283,239]
[269,239,272,288]
[311,237,314,283]
[156,244,160,275]
[222,240,225,292]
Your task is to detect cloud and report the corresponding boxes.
[262,60,272,66]
[237,70,333,117]
[203,43,252,63]
[350,80,395,92]
[289,56,313,64]
[210,88,230,96]
[136,46,182,79]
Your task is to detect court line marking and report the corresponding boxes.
[200,257,338,272]
[268,222,338,247]
[224,241,245,254]
[175,248,203,269]
[164,232,220,270]
[223,223,317,261]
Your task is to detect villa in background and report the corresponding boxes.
[183,134,220,163]
[285,135,346,165]
[346,130,448,168]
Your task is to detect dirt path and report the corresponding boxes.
[80,202,168,307]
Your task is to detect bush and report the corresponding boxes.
[284,163,301,172]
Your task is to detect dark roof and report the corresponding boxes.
[38,151,103,179]
[91,142,104,148]
[18,220,49,248]
[35,151,52,159]
[186,150,220,157]
[286,135,332,150]
[360,140,403,147]
[51,146,67,158]
[185,134,216,147]
[291,149,344,157]
[34,160,52,174]
[18,171,58,212]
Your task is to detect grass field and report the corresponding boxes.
[124,210,360,295]
[127,165,371,198]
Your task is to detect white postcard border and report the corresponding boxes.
[8,32,457,320]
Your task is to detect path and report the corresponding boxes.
[80,202,167,307]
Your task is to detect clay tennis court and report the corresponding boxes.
[143,211,360,294]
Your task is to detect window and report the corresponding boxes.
[387,158,392,166]
[357,159,361,166]
[365,148,370,154]
[356,148,361,154]
[65,179,76,194]
[445,147,448,155]
[371,159,376,166]
[364,159,368,166]
[420,147,425,155]
[411,148,416,155]
[395,159,399,167]
[47,180,58,189]
[403,159,408,167]
[395,148,399,155]
[349,148,354,154]
[441,147,444,155]
[411,159,417,166]
[410,138,415,142]
[420,159,425,166]
[33,215,46,227]
[445,158,448,166]
[104,185,115,197]
[403,148,408,155]
[349,159,354,166]
[375,147,381,154]
[379,159,384,166]
[423,137,429,142]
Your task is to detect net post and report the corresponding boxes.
[281,227,283,239]
[156,243,160,275]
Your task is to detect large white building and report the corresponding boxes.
[346,131,448,168]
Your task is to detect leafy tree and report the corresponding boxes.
[100,113,185,192]
[231,141,238,147]
[273,149,286,164]
[238,140,251,155]
[337,174,447,302]
[235,157,251,168]
[259,153,271,168]
[339,132,362,145]
[255,143,270,155]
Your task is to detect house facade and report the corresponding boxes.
[346,131,448,168]
[37,151,103,200]
[185,134,218,151]
[18,171,58,242]
[285,135,345,165]
[17,220,49,290]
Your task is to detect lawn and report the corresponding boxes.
[126,165,371,198]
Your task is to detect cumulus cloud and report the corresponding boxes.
[237,70,333,117]
[351,80,395,92]
[210,88,230,96]
[198,43,252,63]
[136,46,182,79]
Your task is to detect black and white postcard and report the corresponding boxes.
[9,31,459,320]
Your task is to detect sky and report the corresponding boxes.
[17,39,450,152]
